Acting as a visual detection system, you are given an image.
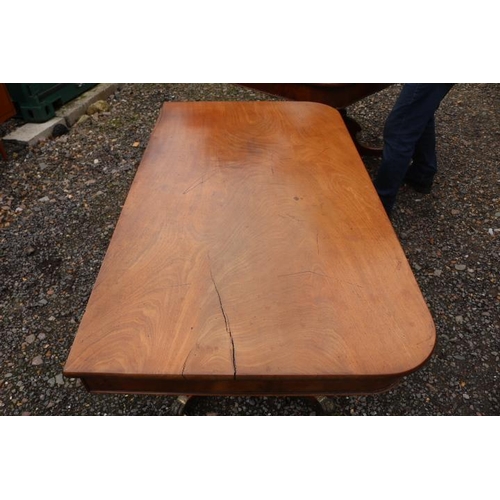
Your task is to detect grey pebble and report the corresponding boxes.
[38,196,50,203]
[25,334,36,344]
[31,355,43,366]
[455,264,467,271]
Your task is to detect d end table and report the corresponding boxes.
[64,101,435,410]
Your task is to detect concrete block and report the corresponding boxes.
[3,117,66,146]
[2,83,121,145]
[56,83,121,126]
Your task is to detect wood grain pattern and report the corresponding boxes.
[63,101,435,395]
[239,83,392,156]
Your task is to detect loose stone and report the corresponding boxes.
[31,355,43,366]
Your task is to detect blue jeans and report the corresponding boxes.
[374,83,454,214]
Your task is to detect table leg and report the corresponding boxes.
[171,395,191,416]
[171,395,339,416]
[311,396,338,416]
[0,140,7,161]
[339,109,383,157]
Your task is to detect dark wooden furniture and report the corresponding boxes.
[239,83,392,156]
[64,101,435,399]
[0,83,16,160]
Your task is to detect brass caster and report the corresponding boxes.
[171,395,191,415]
[314,396,338,416]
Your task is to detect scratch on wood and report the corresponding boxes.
[183,170,217,194]
[167,283,191,289]
[416,335,435,346]
[343,280,364,289]
[278,270,330,278]
[278,213,304,222]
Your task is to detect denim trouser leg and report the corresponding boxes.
[374,84,454,214]
[407,116,437,183]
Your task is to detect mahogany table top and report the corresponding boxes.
[63,101,435,396]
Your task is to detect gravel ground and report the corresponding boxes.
[0,83,498,416]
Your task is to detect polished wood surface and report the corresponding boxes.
[0,83,16,123]
[239,83,392,156]
[64,101,435,395]
[0,83,16,160]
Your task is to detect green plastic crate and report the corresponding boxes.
[6,83,97,123]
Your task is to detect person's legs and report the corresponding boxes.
[405,116,437,192]
[374,84,453,214]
